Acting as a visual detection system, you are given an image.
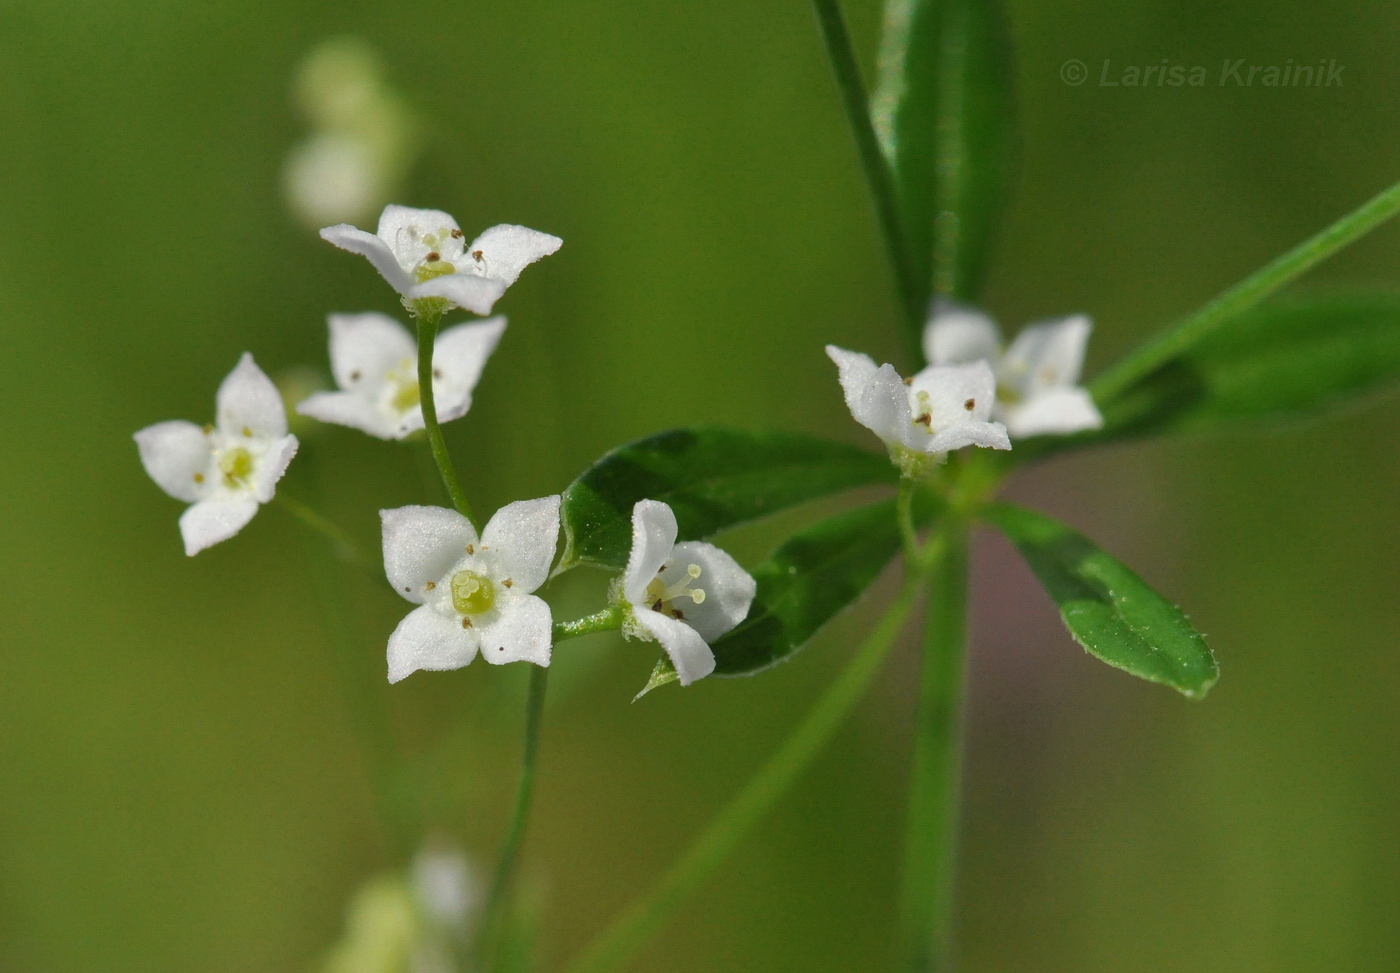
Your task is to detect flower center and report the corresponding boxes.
[450,569,497,616]
[385,358,421,414]
[217,447,254,487]
[645,563,707,619]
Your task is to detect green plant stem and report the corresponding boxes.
[1092,175,1400,402]
[553,605,626,643]
[900,523,970,973]
[560,570,929,973]
[812,0,926,344]
[930,0,968,299]
[276,495,372,572]
[896,478,921,563]
[415,311,475,523]
[479,665,550,972]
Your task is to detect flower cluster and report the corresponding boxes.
[826,299,1103,476]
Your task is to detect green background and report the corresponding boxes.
[2,0,1398,969]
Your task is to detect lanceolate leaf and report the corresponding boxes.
[871,0,1017,308]
[1009,293,1400,464]
[984,503,1218,699]
[712,495,938,676]
[559,428,895,571]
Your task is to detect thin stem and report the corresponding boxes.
[896,478,920,563]
[900,524,970,973]
[930,0,968,299]
[479,665,550,972]
[276,495,372,572]
[553,605,626,643]
[812,0,926,344]
[560,569,929,973]
[1092,175,1400,402]
[415,311,475,523]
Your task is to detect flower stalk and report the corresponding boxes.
[415,310,476,523]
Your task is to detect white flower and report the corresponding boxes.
[321,204,561,317]
[825,344,1010,476]
[411,842,480,932]
[380,498,560,683]
[285,135,388,228]
[134,354,299,556]
[923,300,1104,438]
[296,312,505,440]
[613,500,757,687]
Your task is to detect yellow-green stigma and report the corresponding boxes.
[414,259,456,283]
[218,447,254,487]
[451,570,497,617]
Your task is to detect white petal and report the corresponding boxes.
[217,353,288,439]
[179,497,259,556]
[634,609,715,686]
[475,594,552,667]
[922,299,1002,366]
[377,204,460,246]
[381,505,479,604]
[431,317,507,423]
[320,224,414,294]
[409,274,508,316]
[252,435,298,503]
[859,363,917,447]
[1003,387,1104,438]
[908,361,998,427]
[480,495,560,594]
[926,419,1011,452]
[387,605,478,683]
[468,224,563,286]
[134,420,211,503]
[327,311,416,392]
[1001,314,1092,396]
[666,541,756,642]
[623,500,678,604]
[825,345,879,417]
[297,390,401,439]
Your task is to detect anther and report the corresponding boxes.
[502,579,513,588]
[915,413,932,427]
[471,250,484,261]
[964,398,975,411]
[466,544,474,554]
[193,472,204,483]
[350,370,361,381]
[242,426,252,437]
[462,617,473,629]
[425,581,436,591]
[451,228,464,239]
[903,376,913,386]
[426,251,440,262]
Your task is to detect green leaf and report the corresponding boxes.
[559,427,895,571]
[1008,292,1400,465]
[871,0,1017,305]
[984,503,1217,699]
[711,495,938,676]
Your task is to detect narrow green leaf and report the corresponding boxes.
[712,495,939,676]
[984,503,1218,699]
[871,0,1016,306]
[1010,292,1400,465]
[559,428,895,571]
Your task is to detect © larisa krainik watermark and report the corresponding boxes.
[1059,58,1345,88]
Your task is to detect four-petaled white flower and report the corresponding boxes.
[923,300,1104,438]
[381,498,560,683]
[321,204,562,317]
[296,311,506,440]
[613,500,757,687]
[134,353,300,556]
[826,344,1010,477]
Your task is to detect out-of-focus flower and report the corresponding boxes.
[612,500,756,687]
[134,354,298,556]
[284,38,418,228]
[923,300,1104,438]
[321,205,562,318]
[297,311,505,440]
[380,499,560,683]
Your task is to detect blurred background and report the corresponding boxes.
[2,0,1398,969]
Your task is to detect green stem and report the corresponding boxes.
[896,478,921,563]
[276,495,372,572]
[1092,175,1400,402]
[900,524,970,973]
[479,665,550,972]
[553,605,626,643]
[812,0,927,345]
[930,0,968,299]
[415,311,475,523]
[560,571,929,973]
